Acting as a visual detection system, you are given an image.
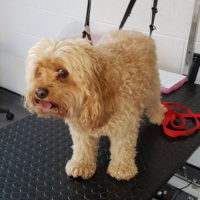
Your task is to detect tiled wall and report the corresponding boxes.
[0,0,198,95]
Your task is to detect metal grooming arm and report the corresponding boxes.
[183,0,200,80]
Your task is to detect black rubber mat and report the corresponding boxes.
[0,83,200,200]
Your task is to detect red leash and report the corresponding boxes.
[162,102,200,138]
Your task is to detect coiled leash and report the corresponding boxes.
[162,103,200,138]
[82,0,200,137]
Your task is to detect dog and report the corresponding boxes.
[24,30,166,180]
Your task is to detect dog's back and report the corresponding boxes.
[95,30,160,109]
[96,30,157,77]
[97,30,155,56]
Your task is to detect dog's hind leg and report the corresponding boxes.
[66,131,99,179]
[145,97,167,125]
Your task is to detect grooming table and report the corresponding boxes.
[0,83,200,200]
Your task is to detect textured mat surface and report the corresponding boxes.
[0,83,200,200]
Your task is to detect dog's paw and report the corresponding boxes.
[107,162,138,181]
[65,160,96,179]
[147,104,167,125]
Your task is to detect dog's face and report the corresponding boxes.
[24,39,100,119]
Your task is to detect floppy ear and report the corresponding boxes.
[79,66,104,130]
[73,41,106,129]
[62,39,105,129]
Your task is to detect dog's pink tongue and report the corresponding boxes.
[39,101,52,111]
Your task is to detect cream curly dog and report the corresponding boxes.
[25,30,166,180]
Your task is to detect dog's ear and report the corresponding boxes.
[78,49,104,129]
[79,69,103,129]
[56,39,104,128]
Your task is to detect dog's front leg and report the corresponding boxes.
[66,130,98,179]
[107,119,139,181]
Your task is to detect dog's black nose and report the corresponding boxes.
[35,88,49,99]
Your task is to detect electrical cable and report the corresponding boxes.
[172,179,193,200]
[174,174,200,188]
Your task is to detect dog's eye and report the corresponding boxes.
[57,69,68,79]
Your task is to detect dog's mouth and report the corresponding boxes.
[35,99,58,112]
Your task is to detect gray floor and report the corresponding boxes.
[0,87,30,129]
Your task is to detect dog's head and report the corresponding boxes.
[24,38,102,121]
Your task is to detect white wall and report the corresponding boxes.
[0,0,197,95]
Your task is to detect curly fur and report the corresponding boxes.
[25,30,166,180]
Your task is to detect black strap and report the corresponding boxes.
[82,0,92,41]
[119,0,137,29]
[82,0,158,41]
[149,0,158,36]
